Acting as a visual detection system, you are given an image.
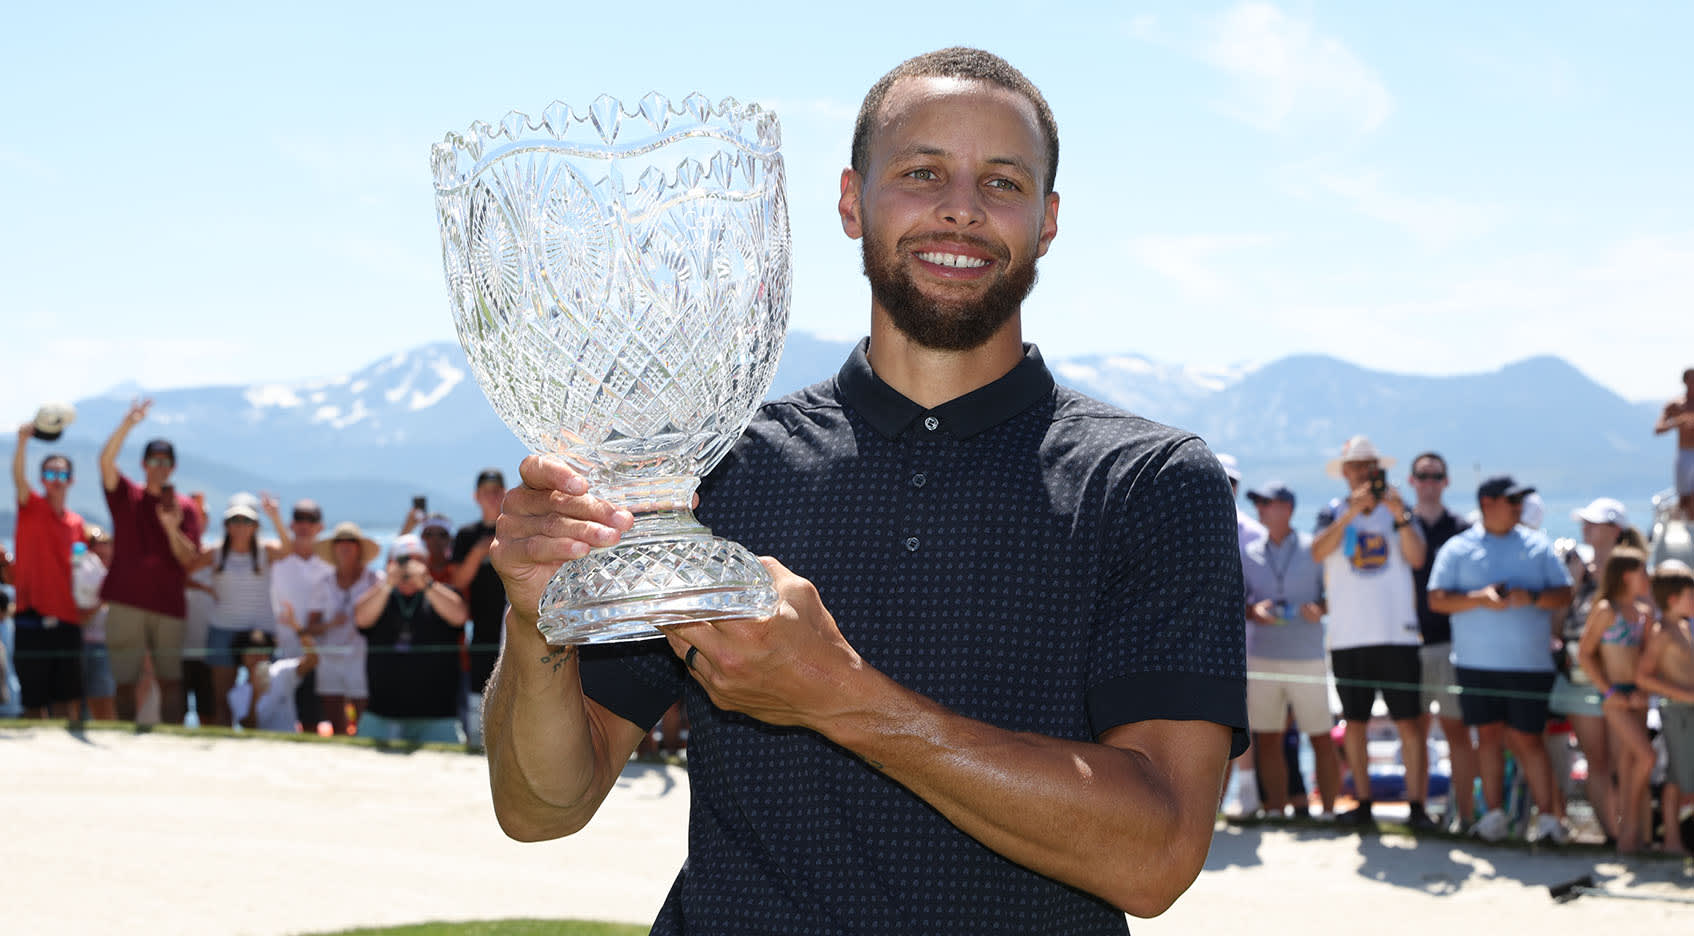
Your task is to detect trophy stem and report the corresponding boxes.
[535,490,779,646]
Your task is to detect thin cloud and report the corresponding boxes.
[1201,2,1392,135]
[1316,170,1505,247]
[1127,234,1274,300]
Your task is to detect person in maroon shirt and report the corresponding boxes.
[12,421,86,718]
[98,399,202,723]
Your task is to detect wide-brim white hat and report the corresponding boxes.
[1324,435,1396,478]
[316,521,381,565]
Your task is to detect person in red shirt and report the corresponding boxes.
[12,421,86,718]
[98,399,202,724]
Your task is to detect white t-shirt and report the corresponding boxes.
[72,553,108,643]
[316,568,383,655]
[184,566,216,657]
[270,553,332,660]
[227,657,305,732]
[1317,498,1421,650]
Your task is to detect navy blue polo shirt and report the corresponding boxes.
[581,340,1247,936]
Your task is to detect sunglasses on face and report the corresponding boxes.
[1412,472,1446,482]
[144,457,172,468]
[292,515,322,525]
[42,470,71,482]
[1505,494,1526,506]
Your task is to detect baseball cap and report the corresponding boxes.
[1216,453,1242,485]
[32,402,75,441]
[291,499,323,523]
[475,468,506,489]
[1246,481,1296,506]
[223,492,261,523]
[142,439,176,463]
[231,628,278,656]
[1477,475,1536,500]
[390,533,428,562]
[1571,497,1628,527]
[420,514,453,535]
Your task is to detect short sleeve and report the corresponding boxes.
[1314,498,1340,533]
[1538,538,1573,589]
[1428,538,1460,592]
[450,527,476,564]
[579,640,687,732]
[1084,437,1248,757]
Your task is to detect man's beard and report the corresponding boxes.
[861,230,1038,352]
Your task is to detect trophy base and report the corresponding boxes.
[536,526,778,646]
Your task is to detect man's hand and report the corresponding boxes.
[1381,484,1407,516]
[1247,599,1276,624]
[125,398,152,427]
[1345,483,1375,516]
[1473,585,1508,610]
[16,422,30,444]
[1299,602,1324,623]
[488,456,633,629]
[659,557,864,732]
[157,502,181,530]
[1506,588,1535,609]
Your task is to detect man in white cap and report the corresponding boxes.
[1655,367,1694,518]
[1311,435,1431,829]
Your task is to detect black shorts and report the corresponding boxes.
[1330,644,1422,722]
[14,612,85,710]
[1455,667,1555,734]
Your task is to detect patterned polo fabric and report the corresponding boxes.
[581,340,1247,935]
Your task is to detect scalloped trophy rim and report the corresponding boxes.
[431,93,783,191]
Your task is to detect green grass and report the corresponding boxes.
[302,921,647,936]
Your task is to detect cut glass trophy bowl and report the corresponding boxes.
[432,93,790,645]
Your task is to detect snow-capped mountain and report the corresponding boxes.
[3,331,1665,535]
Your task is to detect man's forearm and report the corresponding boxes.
[820,668,1226,917]
[485,613,628,841]
[1309,515,1350,562]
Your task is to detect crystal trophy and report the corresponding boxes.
[432,94,791,645]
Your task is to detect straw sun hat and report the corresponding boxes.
[315,521,381,564]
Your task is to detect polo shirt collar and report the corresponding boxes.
[834,338,1056,440]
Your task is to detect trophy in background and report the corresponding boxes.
[432,94,791,645]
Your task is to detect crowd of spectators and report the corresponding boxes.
[3,369,1691,853]
[1221,373,1694,856]
[0,400,525,748]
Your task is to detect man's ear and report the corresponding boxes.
[839,168,864,240]
[1035,191,1059,258]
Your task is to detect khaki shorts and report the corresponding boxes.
[105,602,186,684]
[1420,643,1463,718]
[1247,656,1334,736]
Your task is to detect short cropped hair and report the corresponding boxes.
[1410,452,1447,474]
[1653,566,1694,614]
[40,454,72,477]
[851,47,1060,194]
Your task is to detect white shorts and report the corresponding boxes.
[1247,656,1334,736]
[1678,447,1694,496]
[314,638,367,699]
[1420,643,1462,717]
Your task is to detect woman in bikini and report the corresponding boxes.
[1578,547,1657,853]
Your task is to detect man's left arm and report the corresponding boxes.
[665,441,1242,918]
[1384,488,1425,568]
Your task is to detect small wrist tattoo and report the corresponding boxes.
[539,648,578,674]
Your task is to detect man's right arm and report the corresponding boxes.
[12,423,31,506]
[483,455,644,841]
[100,399,150,492]
[1309,500,1354,563]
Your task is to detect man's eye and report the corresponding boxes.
[907,168,937,181]
[987,178,1020,191]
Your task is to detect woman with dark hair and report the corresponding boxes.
[1577,547,1656,853]
[192,492,291,727]
[1550,499,1642,844]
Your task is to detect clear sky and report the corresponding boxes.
[4,1,1689,426]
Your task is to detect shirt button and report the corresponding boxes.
[904,536,920,552]
[911,473,926,488]
[923,416,939,432]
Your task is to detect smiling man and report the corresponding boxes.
[482,48,1246,934]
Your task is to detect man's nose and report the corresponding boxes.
[937,176,984,227]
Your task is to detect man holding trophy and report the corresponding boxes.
[459,48,1245,933]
